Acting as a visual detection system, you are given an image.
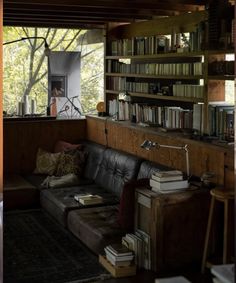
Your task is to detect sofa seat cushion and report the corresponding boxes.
[81,141,106,181]
[95,148,142,198]
[4,174,39,210]
[24,174,94,189]
[67,205,126,255]
[40,184,119,227]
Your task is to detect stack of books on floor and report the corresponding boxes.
[150,170,189,193]
[99,243,136,277]
[122,229,151,270]
[104,243,134,266]
[74,194,103,205]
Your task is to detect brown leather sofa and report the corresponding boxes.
[6,141,210,272]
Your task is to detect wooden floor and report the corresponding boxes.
[96,266,214,283]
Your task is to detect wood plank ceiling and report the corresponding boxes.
[3,0,208,29]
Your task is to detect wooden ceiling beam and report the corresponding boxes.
[3,15,136,23]
[3,10,152,20]
[3,20,104,29]
[4,0,205,13]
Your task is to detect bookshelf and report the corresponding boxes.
[104,4,235,139]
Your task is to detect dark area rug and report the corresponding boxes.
[4,209,111,283]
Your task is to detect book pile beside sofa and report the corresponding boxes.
[100,243,136,278]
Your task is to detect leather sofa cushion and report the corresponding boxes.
[137,160,171,179]
[4,174,39,210]
[23,174,93,189]
[40,184,119,227]
[82,141,106,180]
[67,205,126,255]
[95,148,142,198]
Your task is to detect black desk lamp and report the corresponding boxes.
[141,139,190,179]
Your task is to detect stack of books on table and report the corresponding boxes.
[150,170,189,193]
[104,243,134,267]
[74,194,103,205]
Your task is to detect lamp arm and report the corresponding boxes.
[158,143,190,178]
[157,144,186,150]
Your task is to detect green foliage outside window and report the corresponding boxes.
[3,26,104,116]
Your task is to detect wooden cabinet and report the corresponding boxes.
[104,6,234,137]
[135,187,211,272]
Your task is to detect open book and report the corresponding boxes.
[74,194,103,205]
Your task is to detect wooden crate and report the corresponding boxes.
[99,255,136,278]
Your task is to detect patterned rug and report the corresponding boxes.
[4,209,111,283]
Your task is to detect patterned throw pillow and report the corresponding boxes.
[54,140,83,153]
[55,149,87,177]
[34,148,61,175]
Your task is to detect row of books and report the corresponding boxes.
[208,104,234,140]
[172,84,204,99]
[107,60,203,76]
[110,36,171,56]
[108,100,195,129]
[191,103,235,139]
[109,100,234,139]
[122,230,151,270]
[108,26,205,56]
[150,170,189,193]
[107,77,150,93]
[193,104,204,134]
[107,77,203,98]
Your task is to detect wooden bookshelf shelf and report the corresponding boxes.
[105,51,204,60]
[208,75,235,81]
[106,50,234,60]
[105,90,204,103]
[206,49,235,55]
[106,73,204,80]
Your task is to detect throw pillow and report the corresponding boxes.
[34,148,61,175]
[55,148,87,177]
[41,173,80,189]
[117,178,149,231]
[54,140,83,153]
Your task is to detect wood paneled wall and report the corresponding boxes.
[3,119,86,174]
[86,115,234,187]
[3,116,234,189]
